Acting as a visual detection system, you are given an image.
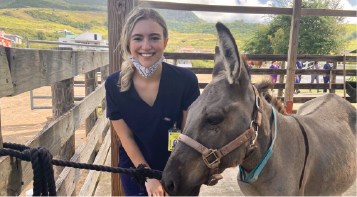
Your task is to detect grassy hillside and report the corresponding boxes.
[0,0,105,11]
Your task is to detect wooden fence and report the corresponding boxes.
[0,46,111,196]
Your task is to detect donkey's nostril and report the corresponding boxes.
[167,180,175,193]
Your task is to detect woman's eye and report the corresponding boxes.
[133,37,141,41]
[151,37,160,41]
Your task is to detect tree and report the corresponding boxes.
[243,0,347,55]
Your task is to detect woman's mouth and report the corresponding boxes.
[139,53,155,57]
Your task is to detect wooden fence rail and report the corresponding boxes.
[189,68,357,76]
[0,83,105,196]
[0,47,108,97]
[143,1,357,17]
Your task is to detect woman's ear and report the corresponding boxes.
[164,38,169,49]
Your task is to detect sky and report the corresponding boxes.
[148,0,357,24]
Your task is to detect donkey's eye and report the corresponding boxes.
[206,116,224,126]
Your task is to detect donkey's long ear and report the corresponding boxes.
[216,22,241,84]
[212,46,225,78]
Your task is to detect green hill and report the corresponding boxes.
[0,0,105,11]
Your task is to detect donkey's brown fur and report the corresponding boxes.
[161,22,356,196]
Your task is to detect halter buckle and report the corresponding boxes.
[249,121,259,146]
[202,149,220,168]
[255,95,263,113]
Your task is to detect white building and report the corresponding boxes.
[59,31,108,51]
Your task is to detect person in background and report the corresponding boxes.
[323,62,333,93]
[247,61,253,81]
[310,61,320,93]
[269,60,280,83]
[295,60,303,94]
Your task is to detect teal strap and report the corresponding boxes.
[239,105,277,183]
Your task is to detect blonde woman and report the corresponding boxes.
[105,8,200,196]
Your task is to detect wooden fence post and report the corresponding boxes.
[284,0,302,114]
[50,48,75,192]
[278,61,286,97]
[101,65,109,112]
[85,70,98,135]
[330,61,337,93]
[108,0,136,196]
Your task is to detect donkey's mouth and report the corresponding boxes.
[188,185,201,196]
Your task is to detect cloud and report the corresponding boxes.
[340,0,357,24]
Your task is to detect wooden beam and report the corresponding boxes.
[278,61,286,97]
[0,101,2,149]
[142,1,357,17]
[108,0,134,196]
[188,68,357,76]
[330,61,338,93]
[301,8,357,17]
[198,82,346,89]
[277,96,355,103]
[101,65,109,112]
[0,46,13,97]
[164,53,357,62]
[285,0,302,111]
[56,111,109,196]
[78,129,111,196]
[85,70,98,135]
[3,48,108,97]
[0,83,105,196]
[142,1,292,15]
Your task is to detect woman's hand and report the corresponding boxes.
[146,178,166,196]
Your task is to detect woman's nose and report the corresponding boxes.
[141,39,151,50]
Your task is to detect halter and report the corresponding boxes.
[177,85,263,186]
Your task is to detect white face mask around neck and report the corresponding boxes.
[130,56,165,78]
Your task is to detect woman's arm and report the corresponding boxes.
[181,110,188,131]
[111,120,165,196]
[111,119,148,167]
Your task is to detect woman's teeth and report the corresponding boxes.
[142,53,153,57]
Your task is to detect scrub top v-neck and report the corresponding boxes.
[105,62,200,171]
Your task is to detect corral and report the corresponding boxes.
[0,0,356,196]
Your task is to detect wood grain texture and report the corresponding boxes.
[0,101,2,149]
[3,48,108,97]
[278,61,286,97]
[78,129,111,196]
[188,68,357,76]
[108,0,133,196]
[199,82,346,90]
[0,83,105,196]
[330,61,338,93]
[277,96,355,103]
[142,1,356,17]
[85,70,98,135]
[0,46,13,97]
[56,111,109,196]
[164,53,356,62]
[285,0,302,106]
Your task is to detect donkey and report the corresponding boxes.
[161,22,356,196]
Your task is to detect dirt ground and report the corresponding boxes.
[0,74,355,196]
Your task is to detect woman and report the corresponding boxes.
[105,8,200,196]
[269,60,280,83]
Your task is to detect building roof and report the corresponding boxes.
[66,35,77,38]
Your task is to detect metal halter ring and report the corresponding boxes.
[202,149,220,168]
[250,121,259,146]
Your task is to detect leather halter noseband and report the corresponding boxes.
[178,85,263,186]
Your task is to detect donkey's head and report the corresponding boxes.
[161,22,260,196]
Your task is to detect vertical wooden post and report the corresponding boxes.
[278,61,286,97]
[330,61,337,93]
[101,65,109,112]
[108,0,136,196]
[85,69,98,135]
[50,48,75,192]
[343,56,346,99]
[284,0,302,114]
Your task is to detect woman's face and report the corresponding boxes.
[129,19,168,68]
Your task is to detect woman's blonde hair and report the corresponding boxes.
[118,7,168,92]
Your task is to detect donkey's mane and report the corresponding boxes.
[255,80,288,115]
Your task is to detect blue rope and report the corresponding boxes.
[239,105,277,183]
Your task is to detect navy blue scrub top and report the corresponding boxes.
[105,62,200,171]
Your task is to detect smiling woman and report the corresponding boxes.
[104,7,200,197]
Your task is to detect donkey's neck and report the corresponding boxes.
[240,99,274,172]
